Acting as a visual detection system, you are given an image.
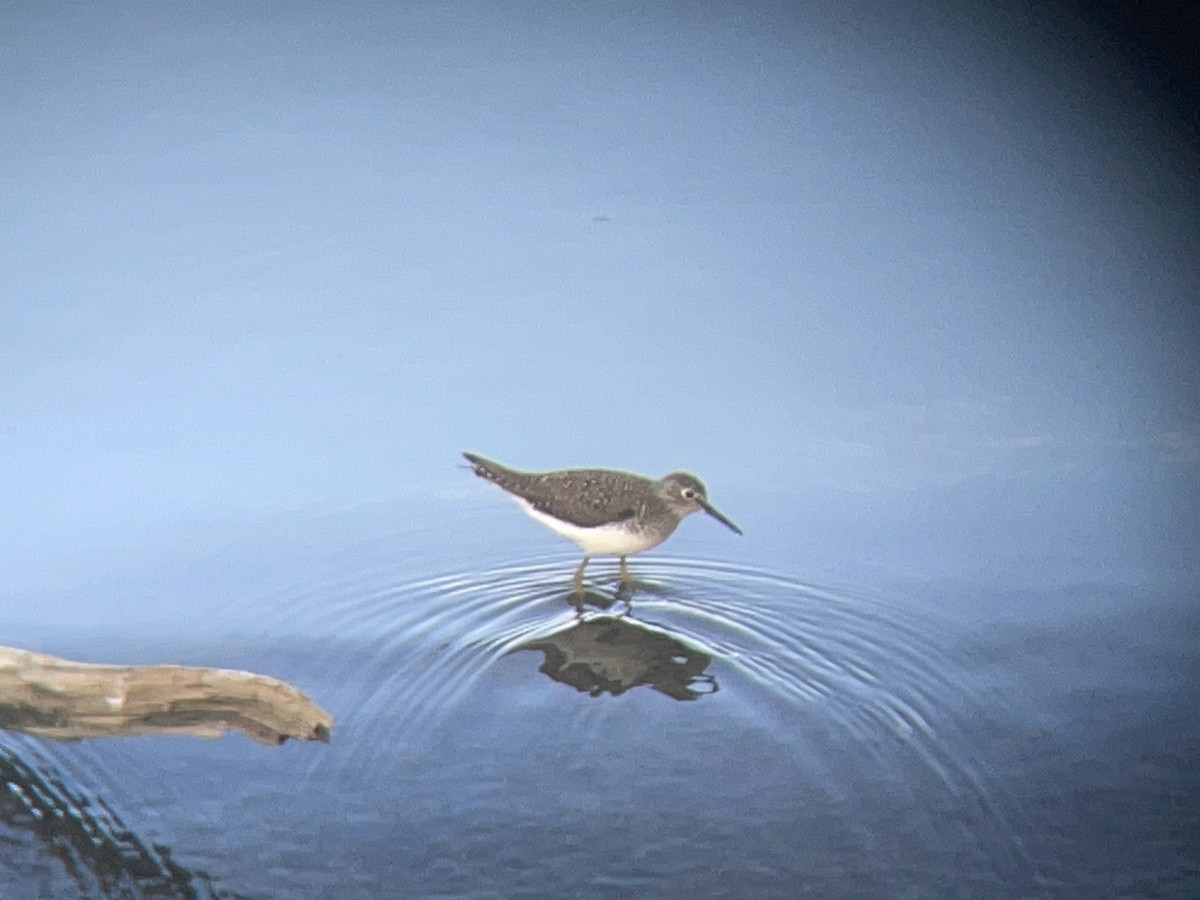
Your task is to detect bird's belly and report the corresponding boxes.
[518,503,662,555]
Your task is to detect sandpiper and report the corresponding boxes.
[462,452,742,590]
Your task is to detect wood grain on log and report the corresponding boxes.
[0,646,333,745]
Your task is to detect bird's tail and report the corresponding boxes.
[462,452,509,481]
[462,453,534,496]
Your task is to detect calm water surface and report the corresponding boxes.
[4,495,1197,899]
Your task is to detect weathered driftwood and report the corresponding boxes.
[0,646,332,746]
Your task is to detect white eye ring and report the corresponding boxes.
[682,488,696,499]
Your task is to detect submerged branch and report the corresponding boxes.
[0,646,332,746]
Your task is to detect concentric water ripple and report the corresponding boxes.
[8,536,1042,893]
[276,551,958,739]
[251,549,1026,866]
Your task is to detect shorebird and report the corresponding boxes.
[462,452,742,590]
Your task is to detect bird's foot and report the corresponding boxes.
[569,586,619,612]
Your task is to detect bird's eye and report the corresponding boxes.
[682,488,696,499]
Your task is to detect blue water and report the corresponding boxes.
[4,496,1198,898]
[3,2,1199,897]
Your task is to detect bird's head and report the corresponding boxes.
[657,473,743,535]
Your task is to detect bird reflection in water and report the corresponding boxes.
[516,615,717,701]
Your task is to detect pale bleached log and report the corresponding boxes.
[0,646,332,746]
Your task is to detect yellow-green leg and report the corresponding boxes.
[573,555,591,594]
[619,555,632,585]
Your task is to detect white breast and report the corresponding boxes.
[515,499,663,556]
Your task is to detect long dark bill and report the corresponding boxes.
[699,499,743,535]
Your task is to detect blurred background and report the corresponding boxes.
[3,0,1196,598]
[2,1,1197,897]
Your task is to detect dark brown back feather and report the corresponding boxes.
[463,452,652,528]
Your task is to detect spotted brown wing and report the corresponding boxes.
[524,470,642,528]
[464,454,650,529]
